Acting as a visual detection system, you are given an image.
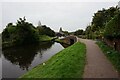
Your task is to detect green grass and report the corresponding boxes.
[39,35,53,41]
[20,42,86,78]
[96,41,120,72]
[55,39,64,43]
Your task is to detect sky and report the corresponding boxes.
[0,0,119,33]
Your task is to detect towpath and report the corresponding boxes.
[78,38,119,78]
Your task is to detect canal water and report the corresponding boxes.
[1,42,64,78]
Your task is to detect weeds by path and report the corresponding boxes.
[97,41,120,73]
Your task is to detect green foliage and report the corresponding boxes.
[92,7,119,32]
[85,6,120,39]
[2,17,40,48]
[16,18,39,44]
[20,42,86,78]
[2,17,56,48]
[74,29,84,36]
[104,12,120,39]
[85,25,95,39]
[37,25,55,37]
[85,25,91,35]
[97,41,120,72]
[39,35,53,41]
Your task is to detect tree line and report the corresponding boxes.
[2,17,55,48]
[85,6,120,40]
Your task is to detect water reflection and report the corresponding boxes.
[2,42,54,70]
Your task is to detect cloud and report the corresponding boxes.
[1,0,119,2]
[1,2,117,33]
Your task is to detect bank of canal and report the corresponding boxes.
[20,42,86,78]
[2,42,64,78]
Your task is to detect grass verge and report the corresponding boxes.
[20,42,86,78]
[96,41,120,72]
[39,35,53,42]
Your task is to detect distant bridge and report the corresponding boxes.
[59,35,77,47]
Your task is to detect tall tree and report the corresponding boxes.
[2,17,39,47]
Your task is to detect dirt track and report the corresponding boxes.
[79,39,119,78]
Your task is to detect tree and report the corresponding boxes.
[104,12,120,39]
[92,7,119,32]
[2,17,40,47]
[74,29,84,36]
[16,17,39,44]
[37,25,55,37]
[85,6,119,39]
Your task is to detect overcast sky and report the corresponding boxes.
[1,1,118,33]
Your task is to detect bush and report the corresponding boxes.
[2,17,40,48]
[97,41,120,72]
[104,12,120,39]
[37,25,55,37]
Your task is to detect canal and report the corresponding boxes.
[1,42,64,78]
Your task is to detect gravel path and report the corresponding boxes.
[79,38,119,78]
